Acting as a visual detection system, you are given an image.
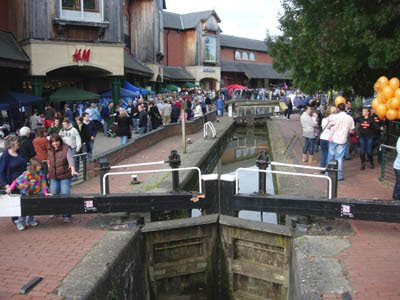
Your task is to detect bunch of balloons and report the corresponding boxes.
[372,76,400,120]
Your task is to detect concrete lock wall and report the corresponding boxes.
[58,216,292,300]
[142,215,292,300]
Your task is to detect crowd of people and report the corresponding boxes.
[0,88,225,231]
[300,99,383,182]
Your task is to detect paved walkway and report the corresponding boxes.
[1,114,399,299]
[0,117,231,299]
[268,115,400,300]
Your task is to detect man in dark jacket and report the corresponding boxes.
[82,112,97,158]
[170,100,180,123]
[138,104,148,135]
[18,126,35,161]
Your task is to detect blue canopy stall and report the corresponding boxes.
[0,91,44,109]
[100,87,140,108]
[0,91,45,130]
[123,81,149,95]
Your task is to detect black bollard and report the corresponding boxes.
[168,150,181,192]
[202,175,219,214]
[326,160,338,199]
[256,151,269,195]
[220,174,236,216]
[99,158,110,194]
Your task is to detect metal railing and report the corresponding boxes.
[102,167,202,195]
[204,121,216,138]
[110,161,166,170]
[379,144,396,183]
[235,167,334,199]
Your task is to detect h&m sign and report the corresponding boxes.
[72,49,91,62]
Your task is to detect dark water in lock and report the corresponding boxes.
[193,125,277,224]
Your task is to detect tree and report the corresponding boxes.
[266,0,400,96]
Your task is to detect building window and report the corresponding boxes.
[235,50,241,60]
[242,52,249,60]
[60,0,103,22]
[249,52,255,61]
[204,36,217,63]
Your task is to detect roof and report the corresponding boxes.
[49,87,100,102]
[220,60,291,80]
[163,66,195,81]
[124,52,154,77]
[220,34,268,52]
[163,10,220,30]
[0,31,30,69]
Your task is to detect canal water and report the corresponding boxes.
[193,125,277,224]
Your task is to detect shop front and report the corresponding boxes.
[22,40,124,104]
[185,66,221,91]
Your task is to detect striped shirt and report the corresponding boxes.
[329,112,355,144]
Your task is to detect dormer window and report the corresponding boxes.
[235,50,241,60]
[60,0,104,22]
[242,52,249,60]
[249,52,255,61]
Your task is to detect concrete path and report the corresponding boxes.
[268,114,400,300]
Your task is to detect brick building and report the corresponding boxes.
[163,10,290,90]
[220,34,289,88]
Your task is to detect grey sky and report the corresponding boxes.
[165,0,283,40]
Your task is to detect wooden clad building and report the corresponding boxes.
[2,0,125,101]
[163,10,222,91]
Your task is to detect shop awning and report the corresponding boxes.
[220,60,291,80]
[163,66,194,81]
[0,91,44,110]
[124,52,154,77]
[165,84,179,92]
[123,81,149,95]
[100,87,139,98]
[182,82,199,88]
[0,31,30,69]
[49,87,100,102]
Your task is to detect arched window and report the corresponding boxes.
[242,52,249,60]
[235,50,241,60]
[249,52,255,61]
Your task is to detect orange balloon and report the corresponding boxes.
[394,88,400,100]
[377,103,387,118]
[378,76,389,88]
[374,82,381,92]
[388,97,400,110]
[397,110,400,120]
[382,86,394,99]
[376,91,385,102]
[335,96,346,107]
[371,98,380,110]
[386,109,398,121]
[390,77,400,90]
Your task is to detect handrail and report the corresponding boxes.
[235,167,333,199]
[102,167,202,195]
[271,161,326,171]
[110,160,166,170]
[73,152,88,158]
[380,144,396,151]
[204,121,216,138]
